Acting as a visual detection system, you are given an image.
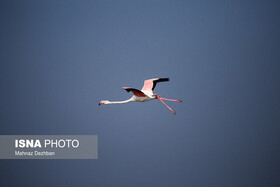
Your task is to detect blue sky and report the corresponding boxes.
[0,0,280,186]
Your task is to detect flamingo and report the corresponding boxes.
[99,78,182,114]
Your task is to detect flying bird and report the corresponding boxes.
[99,78,182,114]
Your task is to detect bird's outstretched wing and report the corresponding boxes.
[141,78,169,93]
[122,87,147,97]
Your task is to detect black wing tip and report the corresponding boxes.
[122,87,131,92]
[158,78,169,82]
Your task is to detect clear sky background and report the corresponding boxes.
[0,0,280,186]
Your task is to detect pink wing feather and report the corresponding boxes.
[141,78,169,92]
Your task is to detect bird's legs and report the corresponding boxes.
[155,95,176,114]
[158,97,182,102]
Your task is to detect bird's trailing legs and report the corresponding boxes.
[158,97,182,103]
[155,95,182,115]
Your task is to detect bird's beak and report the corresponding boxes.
[98,102,101,105]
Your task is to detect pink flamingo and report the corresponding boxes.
[99,78,182,114]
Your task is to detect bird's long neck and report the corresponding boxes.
[107,98,133,104]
